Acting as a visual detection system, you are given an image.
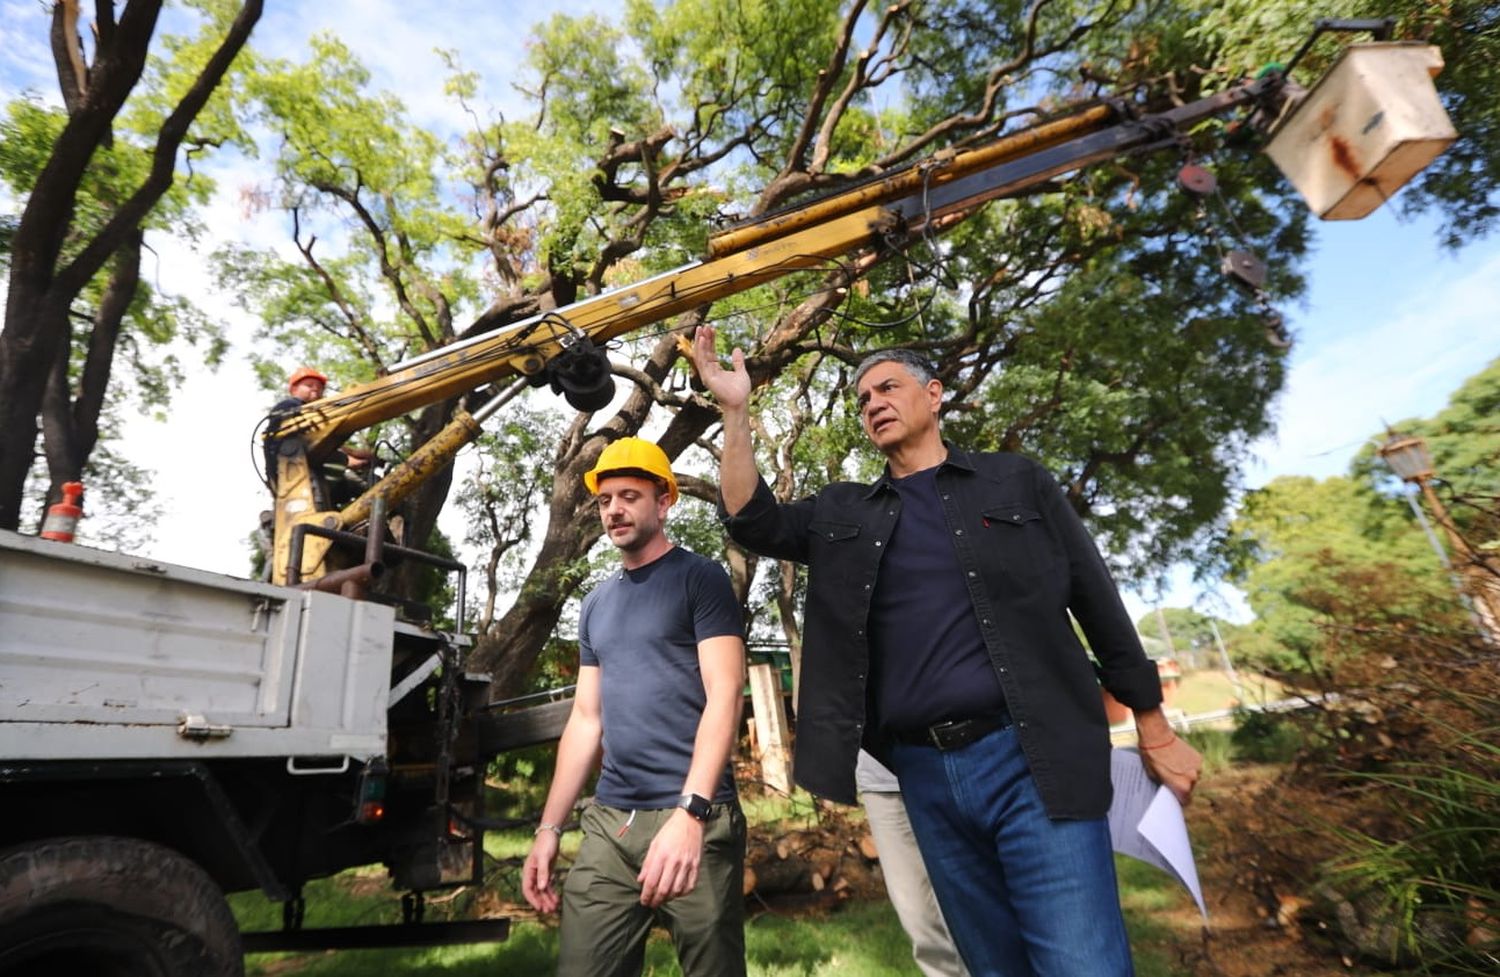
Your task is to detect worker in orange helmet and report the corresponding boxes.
[285,365,328,405]
[262,366,372,492]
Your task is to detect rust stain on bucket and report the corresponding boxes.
[1329,136,1362,181]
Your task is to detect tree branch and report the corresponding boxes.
[55,0,263,298]
[51,0,90,114]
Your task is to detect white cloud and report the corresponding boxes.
[0,1,63,104]
[1249,246,1500,484]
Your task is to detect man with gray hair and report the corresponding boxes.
[691,325,1201,977]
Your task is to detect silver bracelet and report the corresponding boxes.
[535,822,564,837]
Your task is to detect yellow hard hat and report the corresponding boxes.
[583,437,678,502]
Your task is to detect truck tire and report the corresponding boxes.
[0,836,243,977]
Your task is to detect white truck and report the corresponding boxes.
[0,526,543,972]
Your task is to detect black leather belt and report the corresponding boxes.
[893,712,1012,751]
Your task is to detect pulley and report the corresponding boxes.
[545,338,616,412]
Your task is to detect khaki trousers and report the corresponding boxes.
[557,801,746,977]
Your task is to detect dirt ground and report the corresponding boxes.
[1147,762,1361,977]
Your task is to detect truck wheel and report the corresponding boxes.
[0,836,243,977]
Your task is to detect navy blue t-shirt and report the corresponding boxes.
[579,546,744,808]
[867,466,1007,733]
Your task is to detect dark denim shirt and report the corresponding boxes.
[720,445,1162,819]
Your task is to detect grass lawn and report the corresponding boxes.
[237,881,932,976]
[235,753,1211,974]
[239,875,1194,976]
[1169,669,1286,715]
[236,820,1203,976]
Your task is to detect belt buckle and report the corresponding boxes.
[928,720,957,750]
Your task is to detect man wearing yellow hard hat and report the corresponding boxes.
[523,437,748,977]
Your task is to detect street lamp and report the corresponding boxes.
[1377,428,1500,644]
[1376,431,1434,483]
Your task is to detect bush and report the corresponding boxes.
[1229,707,1302,763]
[1318,712,1500,973]
[1214,547,1500,972]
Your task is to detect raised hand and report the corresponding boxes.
[691,325,751,412]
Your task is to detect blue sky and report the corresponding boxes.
[3,2,1497,625]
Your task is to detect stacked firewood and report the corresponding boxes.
[742,822,884,907]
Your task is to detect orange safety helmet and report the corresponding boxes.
[287,366,328,393]
[583,437,678,503]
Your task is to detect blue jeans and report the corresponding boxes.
[889,725,1133,977]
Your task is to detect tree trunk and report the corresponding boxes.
[0,293,73,527]
[385,400,457,598]
[474,496,597,696]
[39,229,142,513]
[0,0,262,529]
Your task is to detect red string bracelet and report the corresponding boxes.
[1139,735,1177,750]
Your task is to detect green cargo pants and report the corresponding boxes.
[556,800,746,977]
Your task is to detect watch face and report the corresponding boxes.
[680,793,712,820]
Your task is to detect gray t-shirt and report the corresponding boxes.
[579,546,744,808]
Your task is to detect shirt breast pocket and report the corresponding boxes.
[807,519,865,587]
[808,520,861,543]
[980,502,1056,578]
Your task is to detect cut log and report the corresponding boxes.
[745,857,811,895]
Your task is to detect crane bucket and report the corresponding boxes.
[1265,42,1457,220]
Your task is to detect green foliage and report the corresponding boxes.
[179,3,1497,697]
[0,1,251,534]
[1222,359,1499,679]
[485,747,561,818]
[1323,721,1500,973]
[1229,708,1303,763]
[1134,607,1222,656]
[219,32,481,397]
[1206,469,1500,971]
[1352,356,1500,540]
[1294,648,1500,971]
[406,527,461,628]
[1222,473,1455,674]
[1181,728,1237,774]
[937,150,1304,572]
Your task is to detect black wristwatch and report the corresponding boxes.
[677,793,713,822]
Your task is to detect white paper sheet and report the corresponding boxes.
[1108,747,1208,918]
